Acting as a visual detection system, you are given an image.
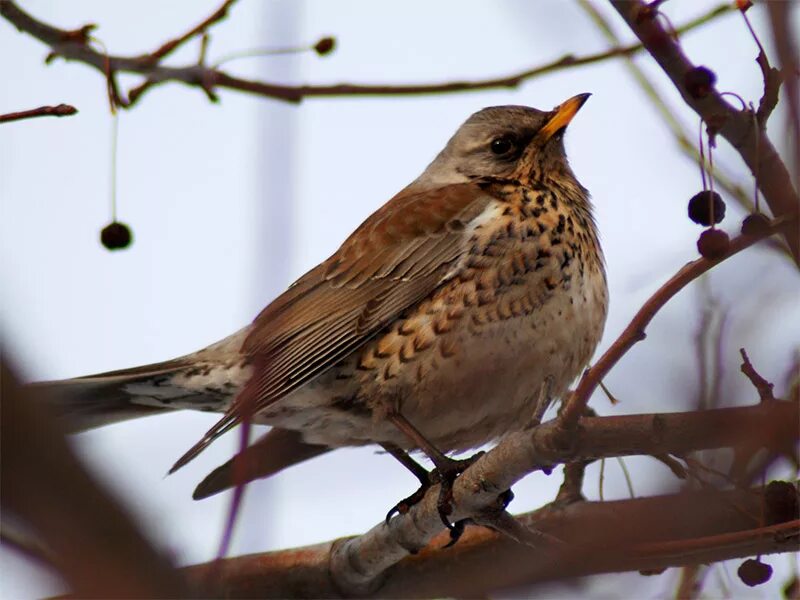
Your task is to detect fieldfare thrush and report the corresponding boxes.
[42,94,608,526]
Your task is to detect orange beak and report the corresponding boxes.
[535,93,591,143]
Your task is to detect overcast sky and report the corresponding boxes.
[2,1,798,597]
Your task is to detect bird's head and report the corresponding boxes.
[416,93,591,189]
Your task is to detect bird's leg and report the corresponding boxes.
[385,412,485,532]
[381,443,431,523]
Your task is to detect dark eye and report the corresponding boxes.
[490,136,515,155]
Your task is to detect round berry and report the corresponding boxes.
[688,191,725,226]
[741,213,770,237]
[737,558,772,587]
[684,66,717,99]
[314,37,336,56]
[697,229,729,260]
[100,221,133,250]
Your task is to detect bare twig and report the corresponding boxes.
[559,216,795,429]
[142,0,238,63]
[0,1,732,107]
[739,348,776,403]
[0,103,76,123]
[609,0,800,264]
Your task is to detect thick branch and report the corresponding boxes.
[609,0,800,264]
[182,483,799,598]
[0,103,76,123]
[0,0,731,106]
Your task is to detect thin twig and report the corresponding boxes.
[0,0,732,107]
[559,215,795,429]
[0,103,76,123]
[142,0,238,62]
[739,348,776,403]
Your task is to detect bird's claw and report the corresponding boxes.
[386,451,489,539]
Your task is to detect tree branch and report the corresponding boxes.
[608,0,800,265]
[0,0,732,107]
[0,103,77,123]
[181,482,799,598]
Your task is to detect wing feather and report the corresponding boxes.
[170,182,495,471]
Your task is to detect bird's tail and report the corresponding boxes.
[192,427,330,499]
[32,359,191,433]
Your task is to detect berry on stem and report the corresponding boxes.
[100,221,133,250]
[687,190,725,226]
[697,229,729,259]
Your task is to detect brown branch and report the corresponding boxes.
[608,0,800,265]
[0,0,732,107]
[180,483,799,598]
[559,216,795,429]
[0,103,76,123]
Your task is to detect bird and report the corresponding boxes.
[41,94,608,524]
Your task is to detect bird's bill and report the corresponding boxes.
[535,93,591,142]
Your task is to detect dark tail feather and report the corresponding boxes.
[32,362,187,432]
[168,413,240,474]
[192,428,330,499]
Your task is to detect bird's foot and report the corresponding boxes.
[444,487,514,547]
[385,451,486,533]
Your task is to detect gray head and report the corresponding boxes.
[413,94,590,189]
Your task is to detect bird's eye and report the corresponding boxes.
[490,136,515,156]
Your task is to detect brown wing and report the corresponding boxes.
[170,182,494,472]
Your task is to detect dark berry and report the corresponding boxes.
[736,0,753,12]
[741,213,771,237]
[764,480,799,525]
[100,221,132,250]
[688,190,725,226]
[697,229,730,260]
[684,66,717,99]
[314,37,336,56]
[737,558,772,587]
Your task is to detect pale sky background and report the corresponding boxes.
[1,1,798,598]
